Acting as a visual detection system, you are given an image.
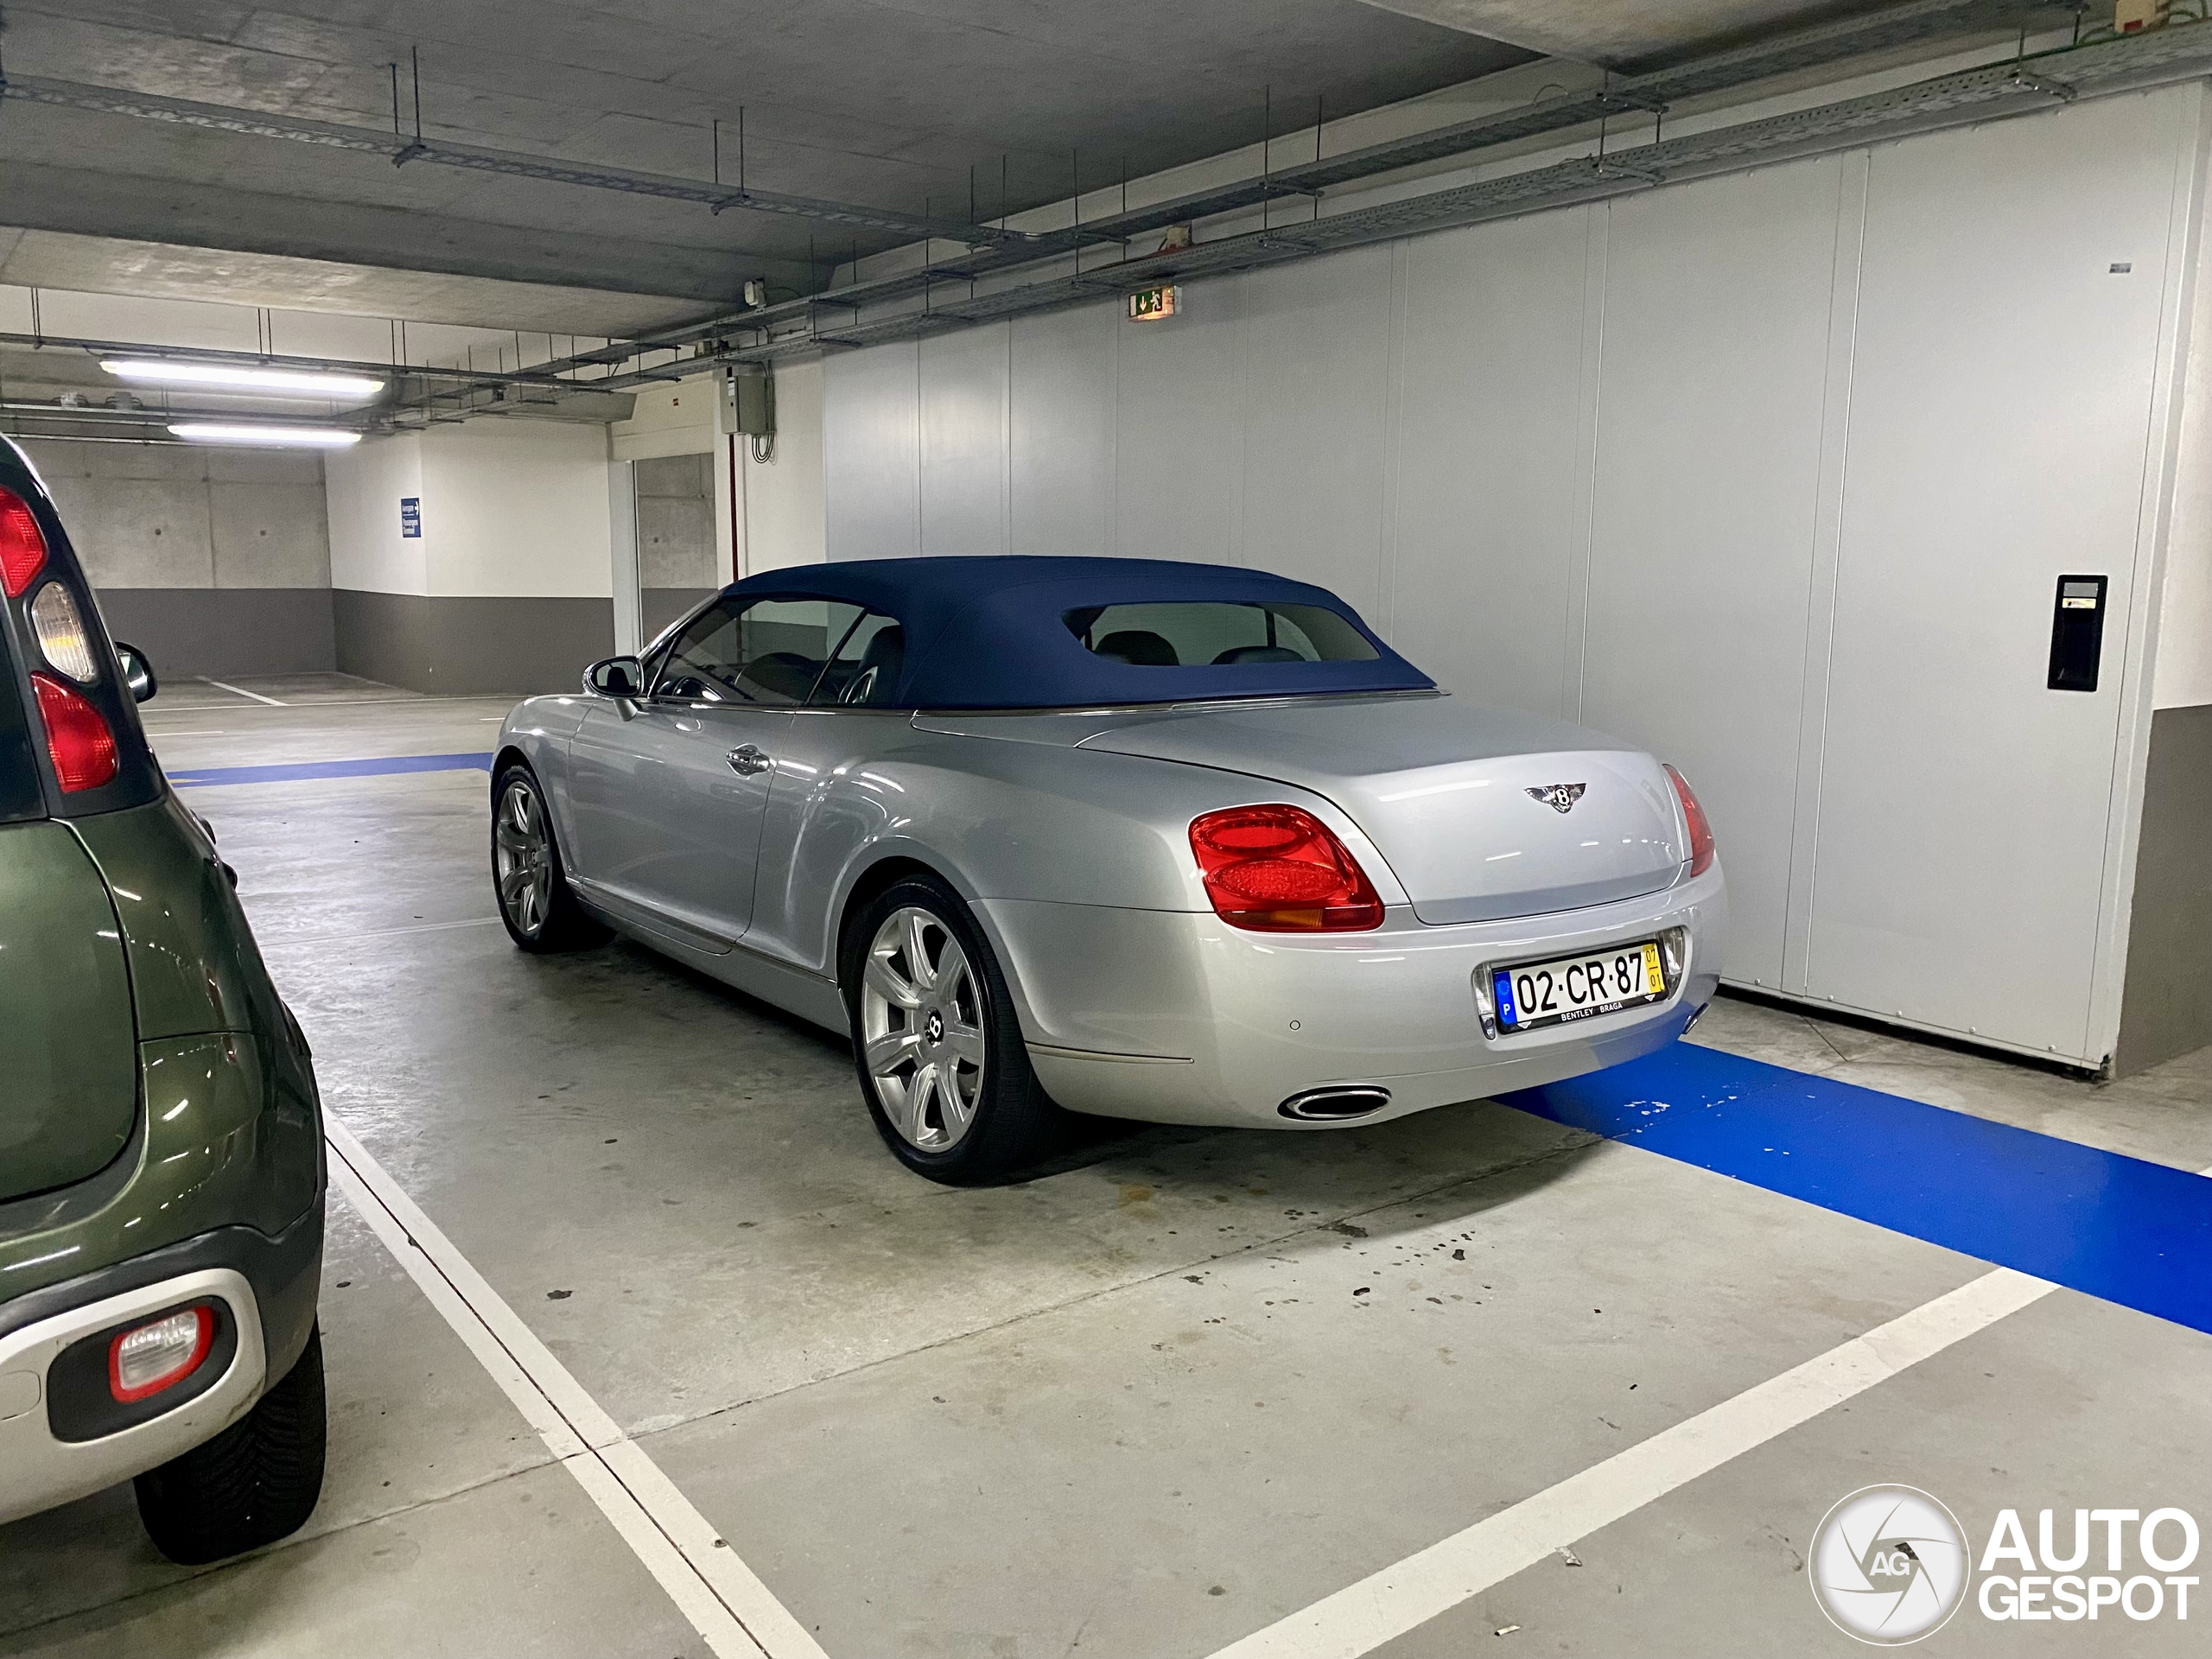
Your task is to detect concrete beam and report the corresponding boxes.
[0,229,721,338]
[0,162,801,331]
[1352,0,1938,67]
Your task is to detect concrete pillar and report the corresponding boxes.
[607,457,641,656]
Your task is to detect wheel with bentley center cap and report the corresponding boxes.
[492,763,608,953]
[843,873,1062,1183]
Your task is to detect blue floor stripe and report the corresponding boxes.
[1503,1041,2212,1336]
[168,752,494,787]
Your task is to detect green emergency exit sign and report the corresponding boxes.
[1127,285,1181,322]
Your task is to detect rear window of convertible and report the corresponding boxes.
[1064,602,1379,668]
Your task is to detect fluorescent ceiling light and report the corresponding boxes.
[168,423,362,448]
[102,359,385,398]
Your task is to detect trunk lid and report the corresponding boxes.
[0,819,139,1202]
[1076,694,1688,924]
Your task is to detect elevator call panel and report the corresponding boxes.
[2047,574,2108,693]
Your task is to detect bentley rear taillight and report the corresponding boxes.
[0,487,47,597]
[1189,804,1383,931]
[1664,765,1716,877]
[32,671,118,792]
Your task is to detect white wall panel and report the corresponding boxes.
[824,341,920,561]
[812,86,2205,1063]
[420,422,613,598]
[1011,305,1116,555]
[325,432,427,595]
[747,358,827,573]
[611,379,716,463]
[919,325,1009,556]
[1581,157,1847,991]
[1808,92,2193,1058]
[1392,208,1590,714]
[1239,246,1395,619]
[1113,273,1246,563]
[2158,163,2212,713]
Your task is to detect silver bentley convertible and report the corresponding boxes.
[491,556,1726,1182]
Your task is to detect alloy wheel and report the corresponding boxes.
[493,777,554,938]
[859,906,988,1150]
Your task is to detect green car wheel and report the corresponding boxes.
[134,1326,327,1566]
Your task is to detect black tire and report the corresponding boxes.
[842,873,1065,1185]
[135,1325,327,1566]
[492,762,608,952]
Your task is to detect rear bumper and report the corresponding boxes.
[0,1206,321,1527]
[980,864,1726,1128]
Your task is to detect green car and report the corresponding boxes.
[0,438,326,1564]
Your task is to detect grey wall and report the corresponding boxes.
[2115,703,2212,1077]
[635,451,715,639]
[94,588,335,677]
[333,589,613,696]
[24,438,337,677]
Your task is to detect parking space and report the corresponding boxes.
[4,684,2206,1657]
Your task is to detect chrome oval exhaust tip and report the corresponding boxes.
[1278,1085,1392,1122]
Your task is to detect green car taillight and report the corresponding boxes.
[31,671,118,793]
[0,487,47,596]
[111,1306,216,1403]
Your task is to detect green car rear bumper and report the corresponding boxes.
[0,794,325,1522]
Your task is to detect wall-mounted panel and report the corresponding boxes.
[825,341,920,561]
[1113,274,1246,563]
[919,324,1010,556]
[1809,91,2191,1059]
[1239,245,1395,619]
[1011,304,1116,556]
[1392,208,1590,714]
[1582,157,1847,991]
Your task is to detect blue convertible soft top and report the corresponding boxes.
[710,556,1435,710]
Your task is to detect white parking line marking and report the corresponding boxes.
[143,728,228,737]
[325,1113,830,1659]
[199,677,287,706]
[1205,1269,2055,1659]
[262,917,502,950]
[1206,1159,2212,1659]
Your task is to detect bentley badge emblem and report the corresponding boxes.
[1528,783,1587,814]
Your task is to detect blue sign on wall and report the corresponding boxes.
[400,497,422,538]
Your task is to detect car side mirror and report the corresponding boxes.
[114,641,158,703]
[584,656,643,699]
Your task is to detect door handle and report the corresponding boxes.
[726,744,772,776]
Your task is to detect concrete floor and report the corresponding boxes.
[3,672,2208,1657]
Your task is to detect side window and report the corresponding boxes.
[1065,601,1379,666]
[652,598,864,706]
[808,612,906,708]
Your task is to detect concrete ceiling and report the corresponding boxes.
[1353,0,1910,68]
[0,229,711,335]
[0,0,1534,330]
